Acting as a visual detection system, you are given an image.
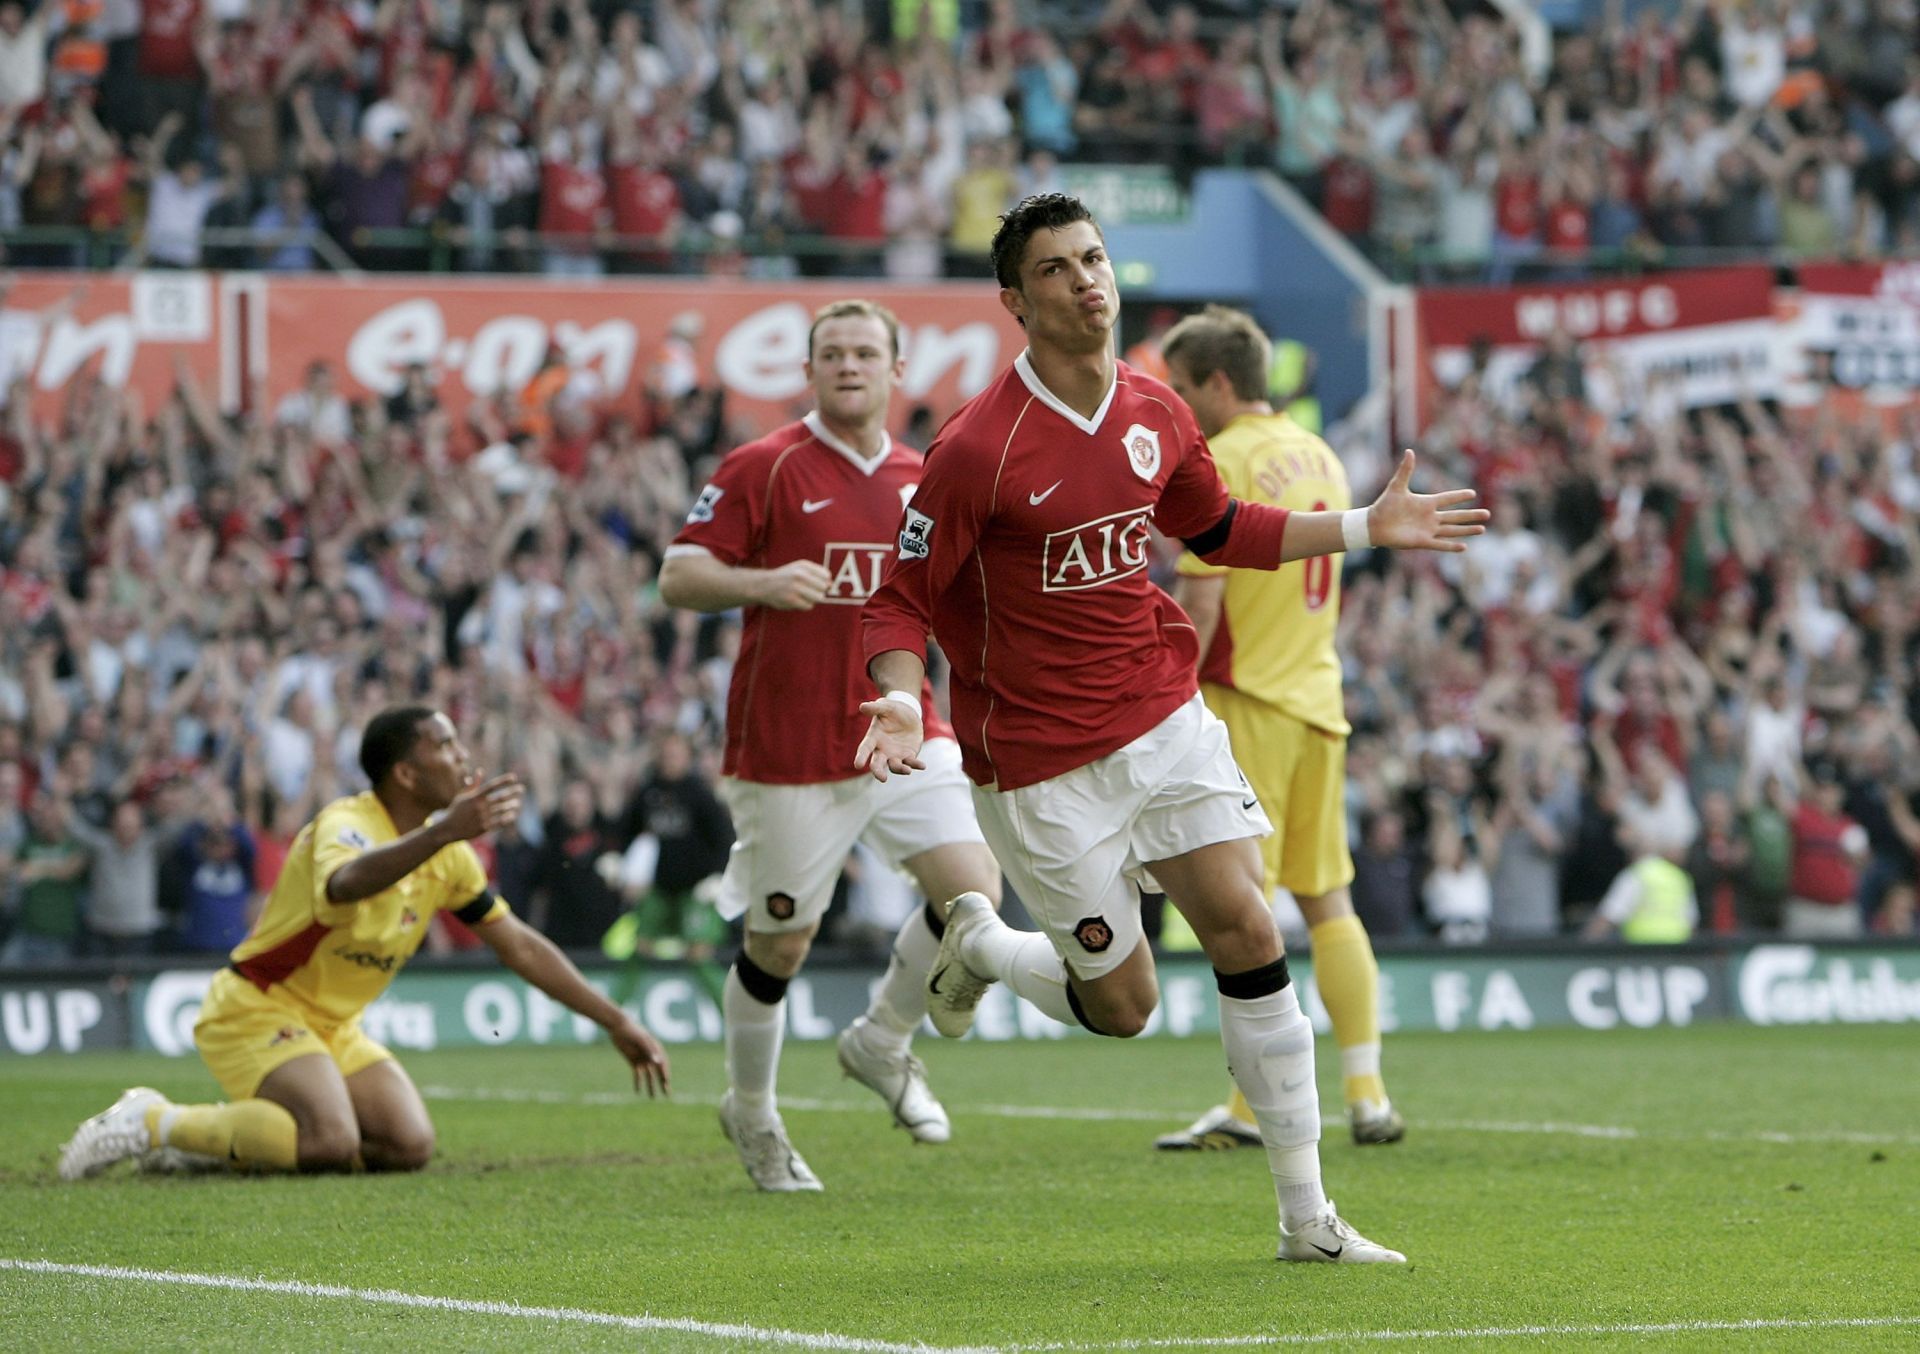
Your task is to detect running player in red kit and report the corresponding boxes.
[857,196,1487,1262]
[660,300,1003,1193]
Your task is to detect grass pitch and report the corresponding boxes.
[3,1024,1916,1351]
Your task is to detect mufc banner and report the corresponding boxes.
[1793,261,1920,391]
[258,277,1019,432]
[1413,267,1778,422]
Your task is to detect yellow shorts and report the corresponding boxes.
[193,968,395,1100]
[1202,683,1354,900]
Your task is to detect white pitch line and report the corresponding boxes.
[0,1259,980,1354]
[415,1086,1920,1147]
[1006,1315,1920,1349]
[5,1259,1913,1352]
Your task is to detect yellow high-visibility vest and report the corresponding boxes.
[1621,857,1694,943]
[1269,338,1321,434]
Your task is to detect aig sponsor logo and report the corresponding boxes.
[1042,506,1154,592]
[820,542,892,604]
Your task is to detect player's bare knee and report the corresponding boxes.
[1104,1002,1154,1039]
[743,925,815,978]
[298,1121,362,1171]
[1197,911,1281,973]
[1075,982,1157,1038]
[371,1127,435,1172]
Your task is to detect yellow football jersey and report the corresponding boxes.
[1177,412,1351,735]
[228,792,508,1028]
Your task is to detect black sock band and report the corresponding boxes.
[1065,983,1116,1037]
[1215,955,1291,1000]
[733,953,790,1006]
[922,898,947,940]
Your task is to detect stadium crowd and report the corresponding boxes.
[0,0,1918,966]
[1330,357,1920,946]
[1,0,1920,277]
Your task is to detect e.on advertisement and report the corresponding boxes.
[261,278,1017,430]
[0,272,221,422]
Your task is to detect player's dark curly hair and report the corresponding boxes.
[990,193,1101,291]
[359,706,437,788]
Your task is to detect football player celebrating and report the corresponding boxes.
[660,300,1003,1192]
[857,196,1486,1262]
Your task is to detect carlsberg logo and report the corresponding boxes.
[1739,946,1920,1025]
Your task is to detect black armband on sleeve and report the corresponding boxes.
[451,889,500,925]
[1180,498,1238,557]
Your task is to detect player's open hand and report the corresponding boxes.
[442,773,523,841]
[758,560,833,610]
[854,698,926,782]
[1364,450,1490,553]
[611,1017,671,1097]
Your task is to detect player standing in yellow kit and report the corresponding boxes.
[1153,307,1404,1149]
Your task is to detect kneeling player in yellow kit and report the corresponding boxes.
[1153,308,1404,1149]
[59,707,670,1177]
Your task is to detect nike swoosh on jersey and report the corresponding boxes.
[1028,482,1062,505]
[802,498,834,513]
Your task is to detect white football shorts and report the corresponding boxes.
[717,737,986,933]
[971,693,1272,980]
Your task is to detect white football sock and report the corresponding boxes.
[723,966,785,1126]
[1219,982,1329,1228]
[864,904,940,1045]
[961,915,1076,1025]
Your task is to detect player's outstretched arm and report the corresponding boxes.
[325,773,523,904]
[855,649,929,783]
[479,913,671,1096]
[1279,450,1489,562]
[658,549,832,612]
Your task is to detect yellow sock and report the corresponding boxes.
[148,1100,300,1171]
[1308,915,1388,1107]
[1226,1087,1255,1125]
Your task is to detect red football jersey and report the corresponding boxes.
[669,414,953,784]
[863,354,1237,790]
[138,0,202,79]
[608,163,680,238]
[540,161,608,236]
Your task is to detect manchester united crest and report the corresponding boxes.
[1121,423,1161,481]
[1073,916,1114,953]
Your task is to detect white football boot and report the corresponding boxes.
[837,1018,951,1144]
[718,1091,823,1192]
[1153,1103,1266,1151]
[925,892,997,1039]
[59,1087,167,1181]
[137,1146,226,1175]
[1277,1201,1407,1264]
